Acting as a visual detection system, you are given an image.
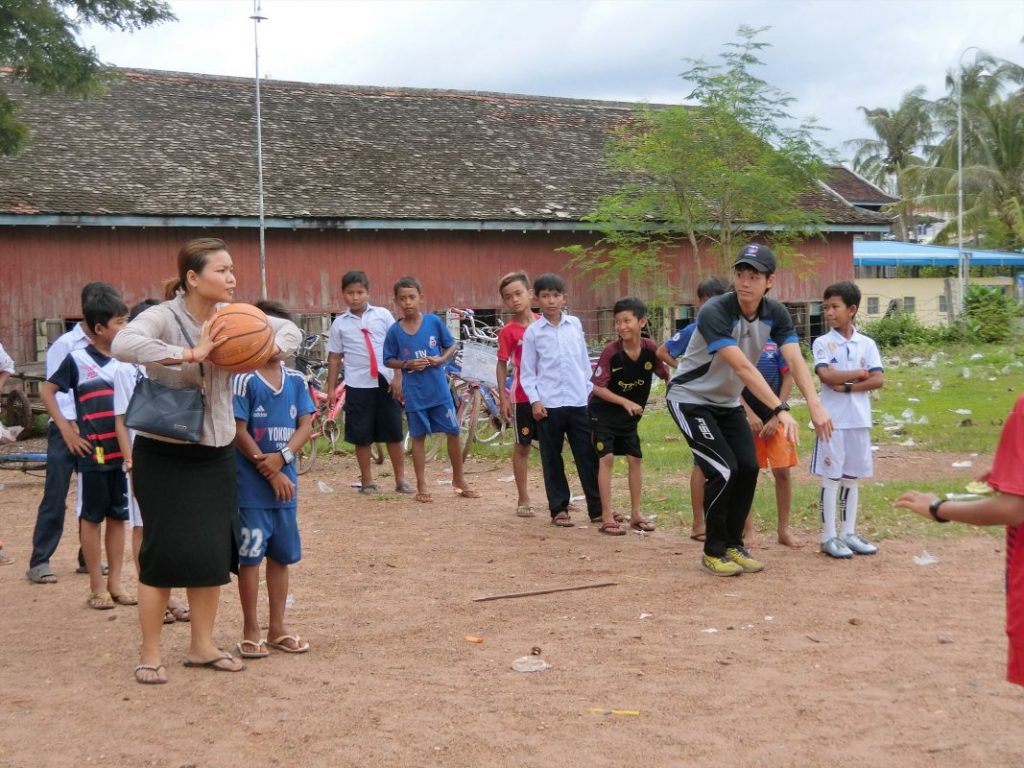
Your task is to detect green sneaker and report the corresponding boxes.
[701,553,744,577]
[725,546,764,573]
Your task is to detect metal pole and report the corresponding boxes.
[251,1,268,300]
[957,66,964,315]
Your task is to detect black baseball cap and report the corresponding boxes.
[733,243,776,274]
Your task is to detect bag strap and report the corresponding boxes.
[169,310,206,389]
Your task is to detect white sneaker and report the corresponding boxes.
[820,537,853,559]
[843,533,878,555]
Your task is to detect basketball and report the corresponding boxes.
[207,303,276,373]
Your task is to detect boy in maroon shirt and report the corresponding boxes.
[895,394,1024,687]
[589,297,670,535]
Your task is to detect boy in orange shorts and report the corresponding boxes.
[741,342,801,547]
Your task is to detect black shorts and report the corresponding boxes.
[513,402,537,445]
[77,469,128,524]
[591,424,642,459]
[344,381,404,446]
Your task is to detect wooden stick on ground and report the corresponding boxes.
[472,581,618,602]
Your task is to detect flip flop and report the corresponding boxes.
[163,608,177,624]
[599,522,627,536]
[110,590,138,606]
[612,512,627,523]
[0,547,14,566]
[454,487,482,499]
[516,503,536,518]
[630,519,656,532]
[167,602,190,622]
[415,492,434,503]
[133,664,167,685]
[76,561,109,575]
[26,564,58,584]
[358,483,381,495]
[87,591,116,610]
[267,634,310,654]
[236,639,270,659]
[551,511,574,527]
[395,481,416,494]
[182,653,245,672]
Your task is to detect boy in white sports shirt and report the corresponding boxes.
[811,281,884,558]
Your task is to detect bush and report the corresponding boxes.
[860,311,943,348]
[963,284,1022,344]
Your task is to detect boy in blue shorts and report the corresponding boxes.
[233,301,315,657]
[590,297,670,535]
[383,277,481,503]
[40,290,132,609]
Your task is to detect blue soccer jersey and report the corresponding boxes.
[382,313,455,412]
[233,364,315,509]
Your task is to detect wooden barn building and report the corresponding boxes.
[0,68,889,364]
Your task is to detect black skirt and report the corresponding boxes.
[133,436,238,588]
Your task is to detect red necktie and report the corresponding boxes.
[362,327,379,379]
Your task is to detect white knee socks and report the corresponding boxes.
[840,478,859,538]
[820,477,840,541]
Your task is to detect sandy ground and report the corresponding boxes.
[1,445,1022,768]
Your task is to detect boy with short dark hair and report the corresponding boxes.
[382,276,481,502]
[40,290,132,608]
[667,244,832,576]
[326,270,411,495]
[812,280,884,558]
[496,271,540,517]
[233,301,315,656]
[590,297,670,535]
[519,273,602,526]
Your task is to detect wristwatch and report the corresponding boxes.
[280,446,295,465]
[771,402,791,418]
[928,498,950,523]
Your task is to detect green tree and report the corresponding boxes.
[562,26,827,295]
[846,86,933,241]
[0,0,175,155]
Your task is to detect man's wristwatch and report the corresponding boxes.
[928,498,950,523]
[771,402,791,418]
[280,446,295,465]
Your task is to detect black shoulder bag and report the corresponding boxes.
[123,312,205,443]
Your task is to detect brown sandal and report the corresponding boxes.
[551,511,574,527]
[599,522,627,536]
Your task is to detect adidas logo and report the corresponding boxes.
[253,405,268,418]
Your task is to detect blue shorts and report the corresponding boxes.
[76,470,128,524]
[238,507,302,566]
[407,403,460,438]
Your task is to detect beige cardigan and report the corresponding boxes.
[112,295,302,447]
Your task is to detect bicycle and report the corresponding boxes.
[296,369,345,475]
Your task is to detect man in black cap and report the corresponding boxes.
[666,243,833,576]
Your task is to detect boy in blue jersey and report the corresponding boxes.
[40,290,132,609]
[666,244,833,576]
[232,301,315,657]
[657,276,727,542]
[383,276,481,502]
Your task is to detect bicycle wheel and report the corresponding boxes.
[402,418,443,462]
[297,432,317,474]
[458,388,481,461]
[472,387,505,445]
[370,443,385,464]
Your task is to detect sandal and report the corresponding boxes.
[236,639,270,658]
[516,503,536,518]
[87,591,116,610]
[266,634,310,654]
[358,483,381,495]
[630,518,656,532]
[395,481,416,494]
[414,492,434,503]
[26,564,58,584]
[133,664,167,685]
[182,653,245,672]
[167,601,190,622]
[163,608,177,624]
[110,590,138,606]
[599,521,627,536]
[612,512,627,523]
[551,511,574,527]
[454,487,482,499]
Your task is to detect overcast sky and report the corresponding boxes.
[79,0,1024,161]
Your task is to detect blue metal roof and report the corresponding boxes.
[854,240,1024,267]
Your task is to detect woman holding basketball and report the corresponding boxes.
[112,237,302,684]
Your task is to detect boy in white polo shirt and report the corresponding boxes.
[326,270,412,495]
[811,281,884,558]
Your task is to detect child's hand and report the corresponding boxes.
[532,402,547,421]
[61,423,91,456]
[269,472,296,502]
[622,401,643,417]
[760,416,777,437]
[254,451,285,478]
[747,414,764,434]
[406,357,431,372]
[389,377,403,403]
[499,397,513,423]
[123,457,133,472]
[893,490,939,518]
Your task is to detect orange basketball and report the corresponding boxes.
[207,303,275,373]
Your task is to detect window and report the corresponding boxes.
[867,297,879,315]
[903,296,916,314]
[938,295,948,313]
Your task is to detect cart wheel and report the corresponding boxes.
[2,390,33,432]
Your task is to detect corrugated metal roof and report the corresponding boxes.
[854,240,1024,266]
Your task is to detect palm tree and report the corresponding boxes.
[846,86,933,240]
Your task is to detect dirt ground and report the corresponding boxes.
[1,444,1022,768]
